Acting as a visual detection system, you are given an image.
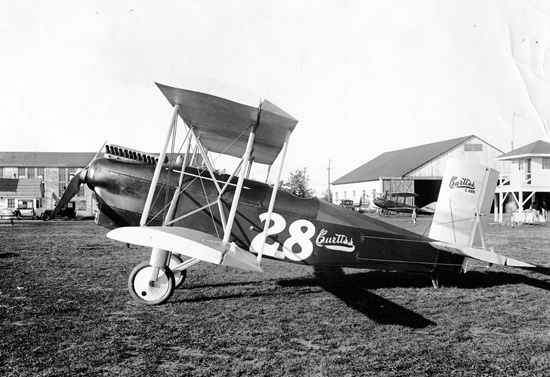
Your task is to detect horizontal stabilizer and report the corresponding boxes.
[430,241,537,268]
[107,227,263,273]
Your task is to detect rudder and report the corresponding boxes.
[429,159,499,247]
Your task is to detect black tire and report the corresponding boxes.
[128,261,175,305]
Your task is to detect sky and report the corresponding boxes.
[1,0,549,194]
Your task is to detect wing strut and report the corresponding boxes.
[222,121,258,244]
[115,87,298,273]
[255,129,291,263]
[140,104,179,226]
[162,102,263,271]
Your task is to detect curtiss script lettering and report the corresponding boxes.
[315,228,355,252]
[449,176,476,193]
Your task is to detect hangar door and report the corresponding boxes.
[382,179,415,207]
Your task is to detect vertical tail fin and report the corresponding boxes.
[429,159,499,247]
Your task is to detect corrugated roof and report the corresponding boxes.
[0,152,99,168]
[496,140,550,160]
[332,135,478,185]
[0,178,42,197]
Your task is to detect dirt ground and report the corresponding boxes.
[1,215,549,376]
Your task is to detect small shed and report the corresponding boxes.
[0,178,44,217]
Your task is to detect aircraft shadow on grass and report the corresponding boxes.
[280,268,436,329]
[278,267,550,328]
[171,274,434,328]
[169,266,550,329]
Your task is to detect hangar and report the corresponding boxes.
[331,135,507,209]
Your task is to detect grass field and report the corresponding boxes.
[1,215,550,376]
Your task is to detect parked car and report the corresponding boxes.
[339,199,355,210]
[12,199,44,220]
[42,202,76,220]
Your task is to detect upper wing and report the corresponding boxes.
[156,82,298,165]
[107,226,263,272]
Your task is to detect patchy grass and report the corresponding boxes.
[1,216,550,376]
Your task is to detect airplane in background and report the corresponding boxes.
[373,192,435,217]
[49,82,548,305]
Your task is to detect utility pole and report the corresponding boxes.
[327,159,332,202]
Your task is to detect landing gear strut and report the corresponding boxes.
[169,254,187,289]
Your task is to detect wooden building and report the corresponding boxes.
[495,140,550,223]
[0,178,44,218]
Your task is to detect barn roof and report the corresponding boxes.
[496,140,550,160]
[0,179,42,197]
[332,135,495,185]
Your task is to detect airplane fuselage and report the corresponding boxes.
[86,157,464,274]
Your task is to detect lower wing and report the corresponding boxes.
[107,226,263,272]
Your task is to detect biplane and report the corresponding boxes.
[374,192,435,217]
[50,82,547,305]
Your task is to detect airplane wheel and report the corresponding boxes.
[378,209,384,217]
[128,261,175,305]
[169,254,187,289]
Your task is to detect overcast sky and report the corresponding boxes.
[1,0,549,193]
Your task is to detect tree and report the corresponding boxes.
[319,188,332,202]
[282,169,314,198]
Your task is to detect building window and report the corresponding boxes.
[28,168,36,179]
[37,168,44,178]
[0,168,3,178]
[518,159,524,171]
[59,168,68,182]
[335,192,339,201]
[352,190,356,197]
[543,158,550,170]
[8,199,15,208]
[344,191,347,199]
[18,167,25,177]
[78,185,85,197]
[464,144,483,152]
[59,183,66,196]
